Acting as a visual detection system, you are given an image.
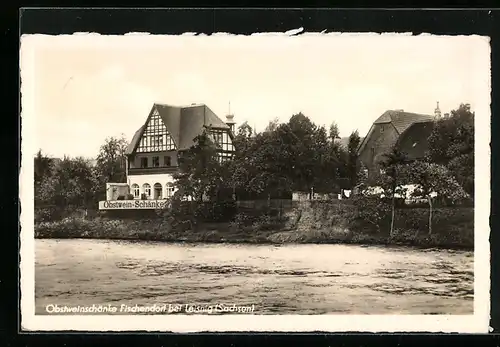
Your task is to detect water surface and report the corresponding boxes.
[35,239,474,314]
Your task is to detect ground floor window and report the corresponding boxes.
[154,183,163,199]
[131,183,140,198]
[166,183,175,198]
[142,183,151,198]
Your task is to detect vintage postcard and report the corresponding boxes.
[20,31,491,332]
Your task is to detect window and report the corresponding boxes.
[136,110,177,152]
[217,152,233,163]
[153,183,163,199]
[371,147,375,157]
[131,184,140,198]
[210,130,234,152]
[210,129,235,163]
[380,126,384,133]
[166,183,175,198]
[140,157,148,168]
[142,183,151,198]
[164,156,171,167]
[152,156,160,167]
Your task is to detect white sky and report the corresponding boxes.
[21,33,490,158]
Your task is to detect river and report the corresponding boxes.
[35,239,474,315]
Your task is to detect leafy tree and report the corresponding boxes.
[41,156,99,209]
[264,117,280,132]
[232,121,254,155]
[311,125,333,193]
[287,113,318,196]
[95,135,128,184]
[236,121,253,139]
[402,161,469,235]
[346,130,361,189]
[235,125,294,198]
[329,121,340,141]
[34,150,54,186]
[379,148,409,237]
[173,129,226,202]
[427,103,474,197]
[349,167,390,233]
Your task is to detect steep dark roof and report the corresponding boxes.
[125,103,230,155]
[357,109,434,155]
[374,110,434,134]
[396,121,435,160]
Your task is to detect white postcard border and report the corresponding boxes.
[19,33,491,333]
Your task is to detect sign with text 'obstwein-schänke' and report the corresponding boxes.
[98,200,170,210]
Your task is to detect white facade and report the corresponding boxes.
[127,173,177,200]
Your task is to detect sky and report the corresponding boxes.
[21,32,490,158]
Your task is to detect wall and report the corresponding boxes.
[128,150,179,169]
[358,123,399,183]
[127,173,177,199]
[106,183,130,200]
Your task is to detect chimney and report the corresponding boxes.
[434,101,442,119]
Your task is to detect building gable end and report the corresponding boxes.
[133,106,178,154]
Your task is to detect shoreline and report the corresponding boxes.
[34,235,474,252]
[34,205,475,252]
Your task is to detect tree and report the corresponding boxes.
[95,135,128,184]
[34,150,54,186]
[379,148,409,237]
[232,121,254,154]
[427,103,474,197]
[329,121,340,141]
[173,129,226,202]
[264,117,280,132]
[402,161,469,235]
[236,121,253,139]
[42,156,99,209]
[346,130,361,189]
[287,113,318,196]
[348,166,390,234]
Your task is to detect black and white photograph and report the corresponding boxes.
[20,31,490,332]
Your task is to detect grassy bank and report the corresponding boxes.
[34,208,474,250]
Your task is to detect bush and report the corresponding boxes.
[347,194,391,233]
[126,194,134,200]
[117,195,125,200]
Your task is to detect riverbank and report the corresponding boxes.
[34,212,474,250]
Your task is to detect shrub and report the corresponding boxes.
[347,194,391,233]
[117,195,126,200]
[126,194,134,200]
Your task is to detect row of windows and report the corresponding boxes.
[137,134,176,152]
[216,152,233,163]
[131,183,175,199]
[137,153,233,168]
[140,156,172,168]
